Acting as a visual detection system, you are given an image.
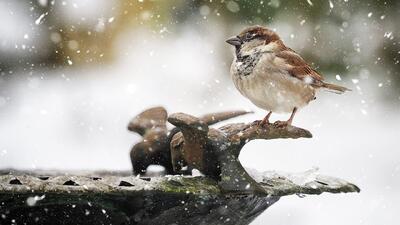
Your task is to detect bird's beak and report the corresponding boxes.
[226,36,242,46]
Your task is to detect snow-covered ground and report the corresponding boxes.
[1,25,399,225]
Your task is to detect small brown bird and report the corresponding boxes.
[226,25,350,126]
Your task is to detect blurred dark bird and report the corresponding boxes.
[226,25,350,126]
[128,107,251,175]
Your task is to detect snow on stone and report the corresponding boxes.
[286,168,320,186]
[145,165,166,176]
[247,167,320,186]
[191,169,204,177]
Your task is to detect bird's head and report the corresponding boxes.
[226,26,283,56]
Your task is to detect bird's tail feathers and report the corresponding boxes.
[321,82,351,94]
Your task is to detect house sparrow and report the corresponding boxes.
[226,25,350,126]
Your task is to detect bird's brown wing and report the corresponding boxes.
[275,49,324,87]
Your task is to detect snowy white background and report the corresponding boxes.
[0,0,399,225]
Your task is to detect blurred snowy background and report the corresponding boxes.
[0,0,399,224]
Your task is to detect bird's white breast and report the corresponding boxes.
[231,53,315,113]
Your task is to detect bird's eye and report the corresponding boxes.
[244,33,253,41]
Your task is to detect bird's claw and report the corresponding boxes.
[273,120,290,128]
[255,120,270,128]
[250,120,261,126]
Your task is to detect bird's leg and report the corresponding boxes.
[274,107,297,128]
[259,111,272,126]
[287,107,297,125]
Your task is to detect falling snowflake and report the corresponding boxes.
[329,0,334,9]
[226,1,240,13]
[35,12,48,25]
[26,195,46,207]
[384,32,393,39]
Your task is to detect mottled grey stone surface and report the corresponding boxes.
[0,169,359,225]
